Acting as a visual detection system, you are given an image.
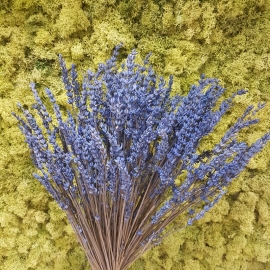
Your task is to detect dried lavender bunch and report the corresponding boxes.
[13,44,270,270]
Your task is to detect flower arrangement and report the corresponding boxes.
[13,44,270,270]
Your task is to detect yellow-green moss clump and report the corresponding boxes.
[1,0,270,269]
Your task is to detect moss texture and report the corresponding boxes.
[0,0,270,269]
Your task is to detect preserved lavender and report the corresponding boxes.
[13,44,270,270]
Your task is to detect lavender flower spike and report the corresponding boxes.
[13,44,270,270]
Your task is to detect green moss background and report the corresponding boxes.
[1,0,270,269]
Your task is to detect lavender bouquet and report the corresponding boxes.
[13,44,270,270]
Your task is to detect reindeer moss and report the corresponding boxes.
[1,0,270,269]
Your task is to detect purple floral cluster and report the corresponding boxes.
[13,44,270,270]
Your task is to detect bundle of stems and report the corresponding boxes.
[13,44,270,270]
